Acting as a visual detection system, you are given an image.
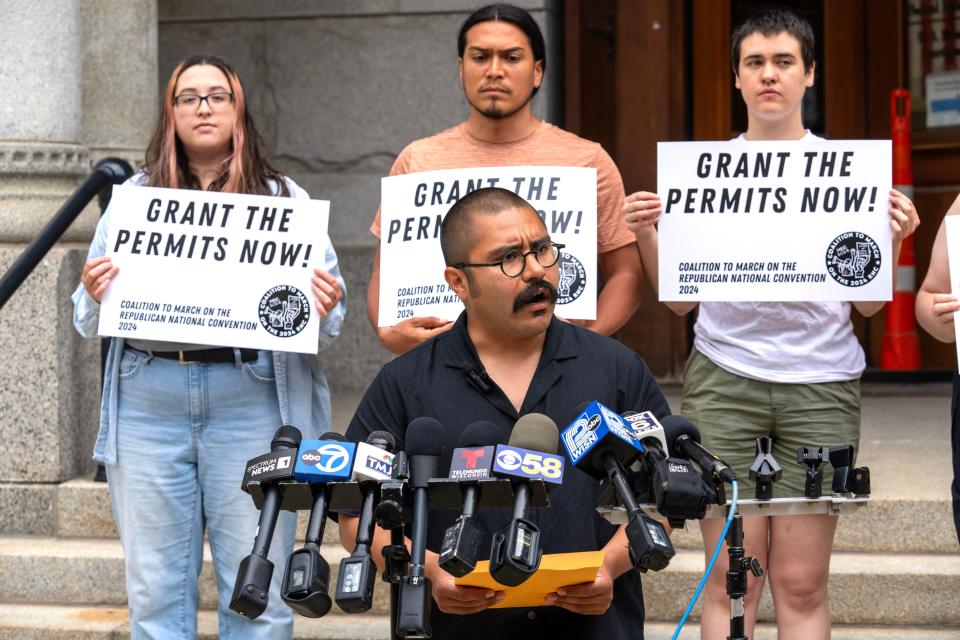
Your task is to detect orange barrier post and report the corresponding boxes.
[881,89,921,370]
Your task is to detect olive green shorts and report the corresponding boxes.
[680,346,861,499]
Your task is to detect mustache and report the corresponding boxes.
[513,280,557,312]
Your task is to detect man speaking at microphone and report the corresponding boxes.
[341,187,670,638]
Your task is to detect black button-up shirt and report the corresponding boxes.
[346,313,671,639]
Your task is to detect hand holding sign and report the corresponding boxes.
[622,191,662,238]
[81,256,119,303]
[888,188,920,241]
[311,268,342,319]
[377,316,454,355]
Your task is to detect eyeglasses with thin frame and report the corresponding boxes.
[453,241,565,277]
[173,92,235,111]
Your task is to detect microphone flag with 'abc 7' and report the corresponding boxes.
[281,432,356,618]
[560,402,675,572]
[231,425,303,619]
[335,431,396,614]
[488,413,565,587]
[439,420,510,578]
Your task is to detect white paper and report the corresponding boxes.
[98,185,330,354]
[378,166,598,326]
[657,139,892,302]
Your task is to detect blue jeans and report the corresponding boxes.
[107,348,296,640]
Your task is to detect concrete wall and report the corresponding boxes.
[157,0,564,391]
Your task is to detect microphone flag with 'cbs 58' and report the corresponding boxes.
[492,443,565,485]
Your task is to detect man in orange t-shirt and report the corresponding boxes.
[367,3,642,355]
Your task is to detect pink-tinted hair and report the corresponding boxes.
[144,54,288,196]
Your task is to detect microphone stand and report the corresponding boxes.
[723,499,762,640]
[383,529,411,640]
[381,451,411,640]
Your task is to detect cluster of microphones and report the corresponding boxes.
[227,402,869,638]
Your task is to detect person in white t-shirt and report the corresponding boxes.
[622,9,918,640]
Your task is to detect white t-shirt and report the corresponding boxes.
[693,132,866,384]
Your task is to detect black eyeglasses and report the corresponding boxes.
[453,241,565,277]
[173,92,234,110]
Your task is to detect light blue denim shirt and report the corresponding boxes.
[72,173,346,464]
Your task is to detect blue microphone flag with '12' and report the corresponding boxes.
[294,439,356,483]
[561,401,646,468]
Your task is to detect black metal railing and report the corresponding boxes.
[0,157,133,310]
[0,157,133,482]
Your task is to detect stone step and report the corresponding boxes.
[5,477,957,553]
[1,478,342,545]
[1,604,958,640]
[3,536,958,627]
[0,536,390,615]
[640,549,960,627]
[0,604,390,639]
[665,496,959,553]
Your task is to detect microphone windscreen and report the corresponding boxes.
[272,425,303,451]
[367,430,397,452]
[459,420,509,448]
[509,413,559,454]
[321,431,347,442]
[661,415,701,456]
[406,417,445,456]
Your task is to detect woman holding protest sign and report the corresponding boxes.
[623,9,918,640]
[72,55,344,639]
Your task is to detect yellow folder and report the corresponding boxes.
[455,550,605,608]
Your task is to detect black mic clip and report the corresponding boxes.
[396,574,432,638]
[281,543,333,618]
[828,444,854,494]
[461,362,492,393]
[625,510,675,572]
[375,451,411,531]
[650,457,716,526]
[749,436,782,501]
[796,446,829,498]
[489,518,542,586]
[438,515,485,578]
[827,444,870,496]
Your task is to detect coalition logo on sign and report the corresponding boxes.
[825,232,881,287]
[258,285,310,337]
[556,251,587,305]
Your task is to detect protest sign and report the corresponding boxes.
[98,185,330,354]
[657,139,892,301]
[945,216,960,366]
[378,166,597,326]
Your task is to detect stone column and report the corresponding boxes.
[82,0,159,168]
[0,0,157,487]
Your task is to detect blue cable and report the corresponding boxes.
[671,479,739,640]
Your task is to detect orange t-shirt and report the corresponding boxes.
[371,121,634,254]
